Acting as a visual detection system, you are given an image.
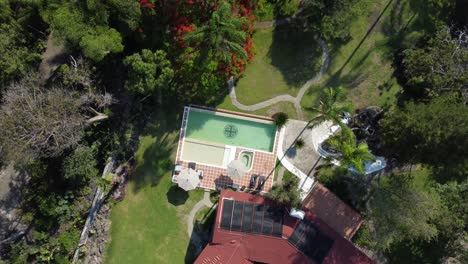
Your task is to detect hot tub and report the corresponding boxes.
[239,151,254,170]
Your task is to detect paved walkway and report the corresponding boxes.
[186,190,216,255]
[228,23,330,120]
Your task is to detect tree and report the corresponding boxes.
[301,0,362,42]
[184,1,248,64]
[0,4,41,87]
[408,0,457,31]
[62,146,98,185]
[326,126,374,174]
[0,75,113,161]
[308,87,351,128]
[272,112,289,128]
[380,94,468,180]
[123,49,174,96]
[432,180,468,260]
[369,174,442,249]
[269,175,301,208]
[43,2,125,62]
[402,27,468,98]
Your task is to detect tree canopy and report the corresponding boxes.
[0,75,113,161]
[184,1,248,65]
[327,126,374,174]
[269,175,302,208]
[123,49,174,95]
[43,1,131,62]
[402,27,468,98]
[369,174,442,249]
[308,87,352,128]
[380,93,468,179]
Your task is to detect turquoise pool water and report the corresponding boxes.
[185,109,277,152]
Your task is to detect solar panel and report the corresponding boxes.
[252,204,264,234]
[219,199,283,237]
[288,220,334,264]
[262,205,274,235]
[231,201,244,231]
[288,220,305,246]
[241,203,254,233]
[272,219,283,237]
[220,199,234,230]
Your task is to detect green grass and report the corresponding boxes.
[301,0,428,116]
[235,26,322,105]
[217,95,298,119]
[193,206,216,234]
[105,111,204,264]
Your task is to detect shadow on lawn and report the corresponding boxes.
[166,185,189,206]
[268,24,322,89]
[130,110,182,193]
[184,203,217,263]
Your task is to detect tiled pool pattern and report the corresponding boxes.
[174,107,279,192]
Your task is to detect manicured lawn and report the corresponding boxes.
[105,111,204,264]
[234,25,322,104]
[301,0,425,116]
[217,96,298,120]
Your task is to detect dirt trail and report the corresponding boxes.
[38,34,67,85]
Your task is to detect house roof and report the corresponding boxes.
[195,190,372,264]
[302,183,363,240]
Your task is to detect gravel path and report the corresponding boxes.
[228,35,329,120]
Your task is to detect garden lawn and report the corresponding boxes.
[234,25,322,105]
[301,0,429,116]
[105,111,204,264]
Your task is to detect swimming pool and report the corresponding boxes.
[185,108,277,152]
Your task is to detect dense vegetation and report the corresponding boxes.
[0,0,466,263]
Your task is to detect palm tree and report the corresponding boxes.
[326,126,374,174]
[183,1,248,64]
[308,87,352,128]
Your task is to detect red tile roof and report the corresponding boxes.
[195,190,372,264]
[302,183,363,239]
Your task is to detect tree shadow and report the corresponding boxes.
[184,204,217,263]
[269,24,323,88]
[128,110,183,193]
[166,185,189,206]
[334,0,395,78]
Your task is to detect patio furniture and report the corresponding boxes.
[227,160,247,179]
[197,169,204,179]
[177,168,200,191]
[174,164,183,174]
[256,176,266,191]
[188,162,196,170]
[249,174,258,189]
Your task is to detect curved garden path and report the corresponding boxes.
[186,190,215,254]
[228,23,330,120]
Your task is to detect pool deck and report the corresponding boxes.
[173,106,280,192]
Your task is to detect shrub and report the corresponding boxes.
[295,138,305,149]
[272,112,288,128]
[63,146,98,185]
[269,175,301,208]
